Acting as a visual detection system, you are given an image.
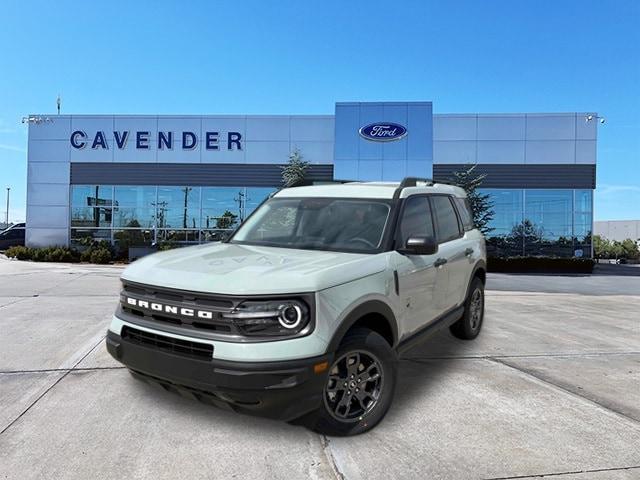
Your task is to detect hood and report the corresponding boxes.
[121,242,388,295]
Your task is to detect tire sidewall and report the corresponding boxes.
[464,278,485,338]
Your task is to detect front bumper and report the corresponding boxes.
[106,330,332,421]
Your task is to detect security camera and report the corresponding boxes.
[599,118,606,124]
[586,115,594,122]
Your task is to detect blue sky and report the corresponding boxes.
[1,0,638,222]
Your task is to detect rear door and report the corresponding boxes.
[430,195,467,309]
[392,195,448,337]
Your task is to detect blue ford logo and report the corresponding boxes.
[359,122,408,142]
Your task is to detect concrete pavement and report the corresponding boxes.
[0,257,639,479]
[487,263,640,296]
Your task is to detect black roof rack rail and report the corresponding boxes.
[398,177,435,189]
[393,177,457,199]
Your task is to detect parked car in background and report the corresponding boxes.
[0,223,26,250]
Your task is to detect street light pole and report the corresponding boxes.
[5,187,10,227]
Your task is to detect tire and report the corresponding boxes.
[305,328,397,436]
[450,276,485,340]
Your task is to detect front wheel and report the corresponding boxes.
[450,277,485,340]
[306,328,397,436]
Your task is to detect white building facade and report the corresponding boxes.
[26,101,597,257]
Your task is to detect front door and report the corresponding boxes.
[393,195,449,339]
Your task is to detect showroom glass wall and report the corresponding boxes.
[480,189,593,257]
[70,185,274,253]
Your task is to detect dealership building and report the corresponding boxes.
[25,101,597,256]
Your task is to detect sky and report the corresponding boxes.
[0,0,638,223]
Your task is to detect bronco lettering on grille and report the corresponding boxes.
[125,297,214,320]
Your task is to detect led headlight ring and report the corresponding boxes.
[278,304,303,329]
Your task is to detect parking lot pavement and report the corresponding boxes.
[1,257,639,480]
[487,263,640,296]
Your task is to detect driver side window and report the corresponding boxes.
[249,203,298,240]
[398,196,435,247]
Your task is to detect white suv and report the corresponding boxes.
[106,178,486,436]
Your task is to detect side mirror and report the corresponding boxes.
[400,235,438,255]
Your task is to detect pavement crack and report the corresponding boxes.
[482,464,640,479]
[0,334,107,436]
[488,357,640,426]
[320,435,346,480]
[0,297,32,309]
[404,351,640,361]
[0,366,126,375]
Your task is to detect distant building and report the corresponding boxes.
[594,220,640,242]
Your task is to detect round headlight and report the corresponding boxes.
[278,303,303,329]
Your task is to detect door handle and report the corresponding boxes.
[434,258,448,267]
[464,248,474,257]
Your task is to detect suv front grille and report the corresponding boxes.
[121,326,213,360]
[119,281,240,337]
[117,280,315,342]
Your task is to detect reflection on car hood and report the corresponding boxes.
[121,242,389,295]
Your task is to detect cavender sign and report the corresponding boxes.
[70,130,243,151]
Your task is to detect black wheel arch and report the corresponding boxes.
[466,259,487,299]
[326,300,398,353]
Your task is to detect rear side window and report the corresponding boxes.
[431,196,462,243]
[453,197,474,231]
[2,229,22,239]
[398,196,435,246]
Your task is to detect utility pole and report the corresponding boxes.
[234,189,248,223]
[182,187,192,229]
[5,187,10,227]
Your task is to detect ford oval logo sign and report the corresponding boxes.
[359,122,408,142]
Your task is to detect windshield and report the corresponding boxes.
[230,197,392,253]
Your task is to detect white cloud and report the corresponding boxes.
[0,143,26,153]
[0,118,17,134]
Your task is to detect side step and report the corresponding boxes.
[395,305,464,356]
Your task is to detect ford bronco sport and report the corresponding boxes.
[106,178,486,436]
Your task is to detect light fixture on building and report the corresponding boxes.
[21,116,52,124]
[585,115,606,124]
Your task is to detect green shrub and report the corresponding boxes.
[46,247,78,262]
[488,256,594,274]
[80,248,92,262]
[5,245,33,260]
[78,238,115,263]
[89,248,112,264]
[158,240,178,251]
[5,246,80,263]
[33,249,47,261]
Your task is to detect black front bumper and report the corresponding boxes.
[106,330,331,421]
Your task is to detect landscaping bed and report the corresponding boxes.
[488,256,595,274]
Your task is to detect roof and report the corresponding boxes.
[273,182,467,200]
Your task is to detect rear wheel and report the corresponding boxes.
[305,328,397,436]
[450,277,485,340]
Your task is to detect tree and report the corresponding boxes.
[509,219,545,244]
[593,235,640,260]
[593,235,611,259]
[216,210,238,230]
[281,148,309,187]
[450,164,494,235]
[620,238,640,260]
